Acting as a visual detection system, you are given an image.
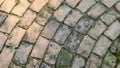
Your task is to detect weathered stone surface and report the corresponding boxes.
[36,8,52,25]
[6,27,26,47]
[0,12,7,25]
[71,55,85,68]
[0,15,19,33]
[41,20,60,39]
[102,52,117,68]
[13,42,33,64]
[30,0,48,12]
[56,49,73,68]
[18,9,36,29]
[93,35,112,56]
[24,22,43,43]
[48,0,64,10]
[0,0,4,5]
[101,0,119,8]
[104,21,120,40]
[0,47,15,68]
[9,62,22,68]
[74,17,94,34]
[88,20,107,39]
[64,31,83,53]
[11,0,30,16]
[0,32,7,51]
[100,9,120,25]
[44,42,61,64]
[77,0,96,12]
[31,36,49,58]
[86,53,102,68]
[53,25,71,44]
[40,63,51,68]
[64,9,82,27]
[87,3,107,18]
[77,35,95,57]
[116,2,120,12]
[54,4,71,22]
[66,0,80,7]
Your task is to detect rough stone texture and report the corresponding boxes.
[87,3,107,19]
[18,9,36,29]
[56,49,73,68]
[30,0,48,12]
[0,12,7,25]
[54,4,71,22]
[74,17,94,34]
[40,63,51,68]
[0,32,7,51]
[54,25,71,44]
[66,0,80,7]
[6,27,26,47]
[64,31,84,53]
[24,22,43,43]
[13,42,33,65]
[116,2,120,12]
[100,9,120,25]
[0,15,19,33]
[101,0,119,8]
[86,53,102,68]
[93,35,112,56]
[0,47,15,68]
[48,0,64,10]
[41,20,60,39]
[104,21,120,40]
[71,55,85,68]
[31,36,49,58]
[44,42,61,64]
[77,35,95,57]
[77,0,96,13]
[64,9,82,27]
[88,20,107,39]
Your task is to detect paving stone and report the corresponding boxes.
[87,3,107,19]
[100,9,120,25]
[77,0,96,13]
[36,8,52,25]
[74,17,94,34]
[24,22,43,43]
[54,4,71,22]
[9,62,22,68]
[0,12,7,26]
[77,35,95,57]
[64,31,84,53]
[0,15,19,33]
[88,20,107,39]
[56,49,73,68]
[48,0,64,10]
[53,25,71,44]
[0,47,15,68]
[6,27,26,47]
[85,53,102,68]
[93,35,112,56]
[31,36,49,58]
[116,2,120,12]
[66,0,80,7]
[104,21,120,40]
[44,42,61,64]
[64,9,82,27]
[41,20,60,39]
[71,55,85,68]
[11,0,30,16]
[30,0,48,12]
[26,58,41,68]
[13,42,33,65]
[0,0,17,13]
[101,0,119,8]
[18,9,36,29]
[102,52,117,68]
[0,0,4,5]
[40,63,51,68]
[0,32,7,51]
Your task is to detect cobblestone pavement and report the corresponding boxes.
[0,0,120,68]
